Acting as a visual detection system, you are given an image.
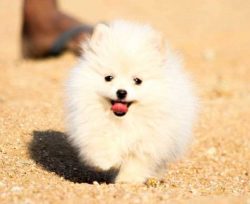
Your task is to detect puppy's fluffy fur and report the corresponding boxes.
[65,20,197,183]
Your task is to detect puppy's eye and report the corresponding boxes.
[134,77,142,85]
[105,75,113,82]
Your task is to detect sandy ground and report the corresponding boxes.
[0,0,249,203]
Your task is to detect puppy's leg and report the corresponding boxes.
[83,148,122,171]
[81,137,123,171]
[115,157,153,183]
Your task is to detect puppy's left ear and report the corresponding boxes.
[91,23,109,44]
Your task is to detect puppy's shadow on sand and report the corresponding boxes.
[29,130,118,184]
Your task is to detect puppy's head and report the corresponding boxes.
[101,74,142,117]
[82,21,167,118]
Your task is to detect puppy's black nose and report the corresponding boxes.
[116,89,127,99]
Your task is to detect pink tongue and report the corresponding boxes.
[111,103,128,113]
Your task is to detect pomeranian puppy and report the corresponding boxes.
[65,20,197,183]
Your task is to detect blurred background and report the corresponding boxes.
[1,0,250,62]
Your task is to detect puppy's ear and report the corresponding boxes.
[91,23,109,43]
[153,33,166,55]
[150,31,166,55]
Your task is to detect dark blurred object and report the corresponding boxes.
[21,0,93,58]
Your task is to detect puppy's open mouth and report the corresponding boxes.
[110,100,133,117]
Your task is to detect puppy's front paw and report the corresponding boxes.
[89,157,119,171]
[115,171,147,184]
[115,175,147,184]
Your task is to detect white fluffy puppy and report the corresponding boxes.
[65,20,197,183]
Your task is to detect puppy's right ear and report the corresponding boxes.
[91,23,109,43]
[153,33,166,56]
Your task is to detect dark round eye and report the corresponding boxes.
[134,77,142,85]
[105,75,113,82]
